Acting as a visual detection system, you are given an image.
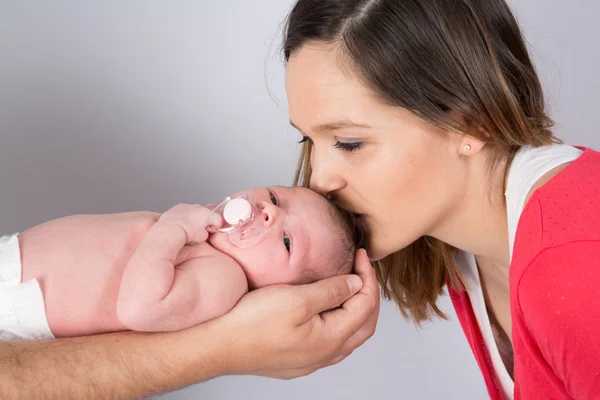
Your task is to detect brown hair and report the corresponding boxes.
[284,0,559,322]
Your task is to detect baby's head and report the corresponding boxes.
[208,186,368,289]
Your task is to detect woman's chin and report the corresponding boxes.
[365,245,389,262]
[366,238,411,261]
[367,230,424,261]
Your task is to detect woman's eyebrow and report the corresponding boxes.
[290,120,372,133]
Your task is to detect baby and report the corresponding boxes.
[9,186,366,338]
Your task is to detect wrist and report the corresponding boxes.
[169,319,234,382]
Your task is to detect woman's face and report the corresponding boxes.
[285,43,469,261]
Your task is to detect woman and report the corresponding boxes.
[283,0,599,399]
[3,1,597,399]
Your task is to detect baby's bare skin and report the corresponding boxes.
[19,206,248,337]
[18,186,347,337]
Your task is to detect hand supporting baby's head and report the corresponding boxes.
[207,186,368,289]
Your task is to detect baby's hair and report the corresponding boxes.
[303,200,370,282]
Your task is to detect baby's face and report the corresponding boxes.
[208,186,337,289]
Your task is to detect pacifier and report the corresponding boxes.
[210,193,267,248]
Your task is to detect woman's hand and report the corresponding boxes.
[213,249,380,379]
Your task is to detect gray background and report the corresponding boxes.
[1,1,598,399]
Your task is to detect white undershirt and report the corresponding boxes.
[455,144,583,400]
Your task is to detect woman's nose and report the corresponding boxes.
[309,156,346,195]
[260,202,281,228]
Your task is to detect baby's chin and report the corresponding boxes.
[207,232,255,273]
[207,232,233,256]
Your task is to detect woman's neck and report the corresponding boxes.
[429,150,511,272]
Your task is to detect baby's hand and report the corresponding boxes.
[158,204,223,244]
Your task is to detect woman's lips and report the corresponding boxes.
[354,213,366,222]
[353,214,369,231]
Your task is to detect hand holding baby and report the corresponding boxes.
[7,188,379,386]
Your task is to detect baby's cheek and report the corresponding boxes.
[247,247,295,288]
[206,232,229,253]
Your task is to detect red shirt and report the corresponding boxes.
[449,148,600,399]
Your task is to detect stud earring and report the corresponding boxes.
[463,144,471,152]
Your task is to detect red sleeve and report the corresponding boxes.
[517,241,600,399]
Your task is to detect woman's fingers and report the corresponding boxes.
[341,248,381,347]
[319,249,380,341]
[213,249,379,378]
[324,350,353,368]
[292,273,363,322]
[260,348,355,379]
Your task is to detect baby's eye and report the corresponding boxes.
[269,190,278,206]
[283,233,291,253]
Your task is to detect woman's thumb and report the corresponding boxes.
[294,274,363,321]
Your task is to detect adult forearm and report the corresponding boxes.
[0,327,224,399]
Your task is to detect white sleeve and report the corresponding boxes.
[0,234,55,341]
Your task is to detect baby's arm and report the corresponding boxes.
[116,204,248,332]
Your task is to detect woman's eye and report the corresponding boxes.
[283,233,291,253]
[334,141,364,152]
[297,136,313,144]
[269,191,278,206]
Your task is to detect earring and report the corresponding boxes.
[463,144,471,152]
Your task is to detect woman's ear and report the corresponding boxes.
[449,110,489,156]
[459,135,486,156]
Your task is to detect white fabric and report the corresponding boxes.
[456,251,514,399]
[505,144,583,261]
[456,144,582,400]
[0,234,55,341]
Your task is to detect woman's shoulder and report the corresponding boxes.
[519,149,600,242]
[511,147,600,287]
[531,146,600,243]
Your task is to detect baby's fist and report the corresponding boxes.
[160,204,223,244]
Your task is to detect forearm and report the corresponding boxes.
[0,325,226,399]
[118,211,198,309]
[118,204,222,311]
[120,254,249,332]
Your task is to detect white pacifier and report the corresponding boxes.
[210,194,268,248]
[223,197,252,226]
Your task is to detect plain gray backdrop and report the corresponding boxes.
[1,1,598,399]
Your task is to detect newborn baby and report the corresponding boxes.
[15,186,366,337]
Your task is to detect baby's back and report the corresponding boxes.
[20,212,161,337]
[21,209,248,337]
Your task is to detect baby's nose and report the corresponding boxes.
[260,202,281,228]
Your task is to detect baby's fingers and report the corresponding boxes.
[161,204,223,244]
